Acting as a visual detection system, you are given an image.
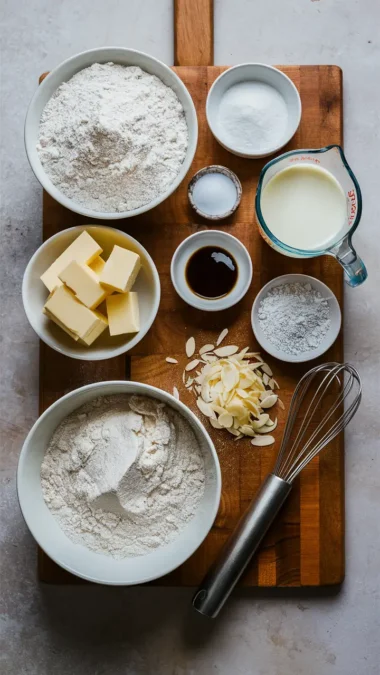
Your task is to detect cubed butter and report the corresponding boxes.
[106,292,140,336]
[44,285,108,346]
[89,256,106,276]
[41,231,102,292]
[100,245,141,293]
[58,260,107,309]
[43,306,79,341]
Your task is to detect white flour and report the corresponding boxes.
[37,63,188,212]
[41,395,205,558]
[258,282,331,355]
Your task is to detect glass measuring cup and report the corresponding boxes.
[255,145,367,287]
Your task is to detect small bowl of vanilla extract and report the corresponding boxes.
[170,230,253,311]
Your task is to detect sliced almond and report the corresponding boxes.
[185,337,196,358]
[202,353,218,363]
[259,390,272,402]
[201,381,212,403]
[185,359,200,371]
[261,394,278,409]
[239,424,256,437]
[196,398,216,418]
[218,412,234,428]
[256,418,278,434]
[226,397,246,418]
[177,337,279,443]
[216,328,228,346]
[166,357,178,364]
[251,435,275,447]
[247,362,264,371]
[210,417,223,429]
[227,427,241,436]
[278,398,285,410]
[221,364,239,392]
[214,345,239,357]
[234,346,250,360]
[251,413,270,429]
[261,363,273,377]
[199,343,214,355]
[172,386,180,400]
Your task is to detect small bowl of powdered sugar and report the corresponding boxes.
[251,274,342,363]
[206,63,301,158]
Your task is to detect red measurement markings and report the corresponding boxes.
[289,156,321,164]
[347,190,357,226]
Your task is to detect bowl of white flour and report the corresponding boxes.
[25,48,198,219]
[17,381,221,584]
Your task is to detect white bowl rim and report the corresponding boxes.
[17,380,222,585]
[22,224,161,360]
[251,273,342,363]
[206,62,302,159]
[170,229,253,311]
[24,46,198,219]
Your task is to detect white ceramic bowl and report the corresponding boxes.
[24,47,198,219]
[171,230,252,311]
[251,274,342,363]
[206,63,302,158]
[17,381,221,585]
[22,225,160,360]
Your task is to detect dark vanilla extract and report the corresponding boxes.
[185,246,238,299]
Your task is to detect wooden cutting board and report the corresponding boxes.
[38,0,344,586]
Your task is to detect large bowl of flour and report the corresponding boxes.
[25,48,198,219]
[17,381,221,585]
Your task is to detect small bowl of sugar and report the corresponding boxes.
[206,63,302,159]
[188,165,242,220]
[251,274,342,363]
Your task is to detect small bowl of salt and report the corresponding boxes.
[188,165,242,220]
[206,63,302,159]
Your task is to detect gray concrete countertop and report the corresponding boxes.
[1,1,379,673]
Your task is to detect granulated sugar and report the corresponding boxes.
[258,282,331,356]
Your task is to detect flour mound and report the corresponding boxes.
[258,282,331,356]
[41,395,205,558]
[37,63,188,212]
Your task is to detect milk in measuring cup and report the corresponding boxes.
[261,164,347,250]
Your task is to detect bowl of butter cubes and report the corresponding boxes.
[22,225,161,360]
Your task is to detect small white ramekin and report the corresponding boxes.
[171,230,252,311]
[251,274,342,363]
[206,63,302,159]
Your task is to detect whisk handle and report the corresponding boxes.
[193,474,292,618]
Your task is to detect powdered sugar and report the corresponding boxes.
[41,394,205,558]
[258,282,331,356]
[37,63,188,212]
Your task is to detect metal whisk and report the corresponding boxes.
[193,363,361,618]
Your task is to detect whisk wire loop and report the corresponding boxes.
[274,363,361,484]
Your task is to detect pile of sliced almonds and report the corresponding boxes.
[166,329,283,447]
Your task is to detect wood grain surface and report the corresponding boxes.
[38,63,344,587]
[174,0,213,66]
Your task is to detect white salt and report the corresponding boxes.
[217,80,288,154]
[192,172,238,216]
